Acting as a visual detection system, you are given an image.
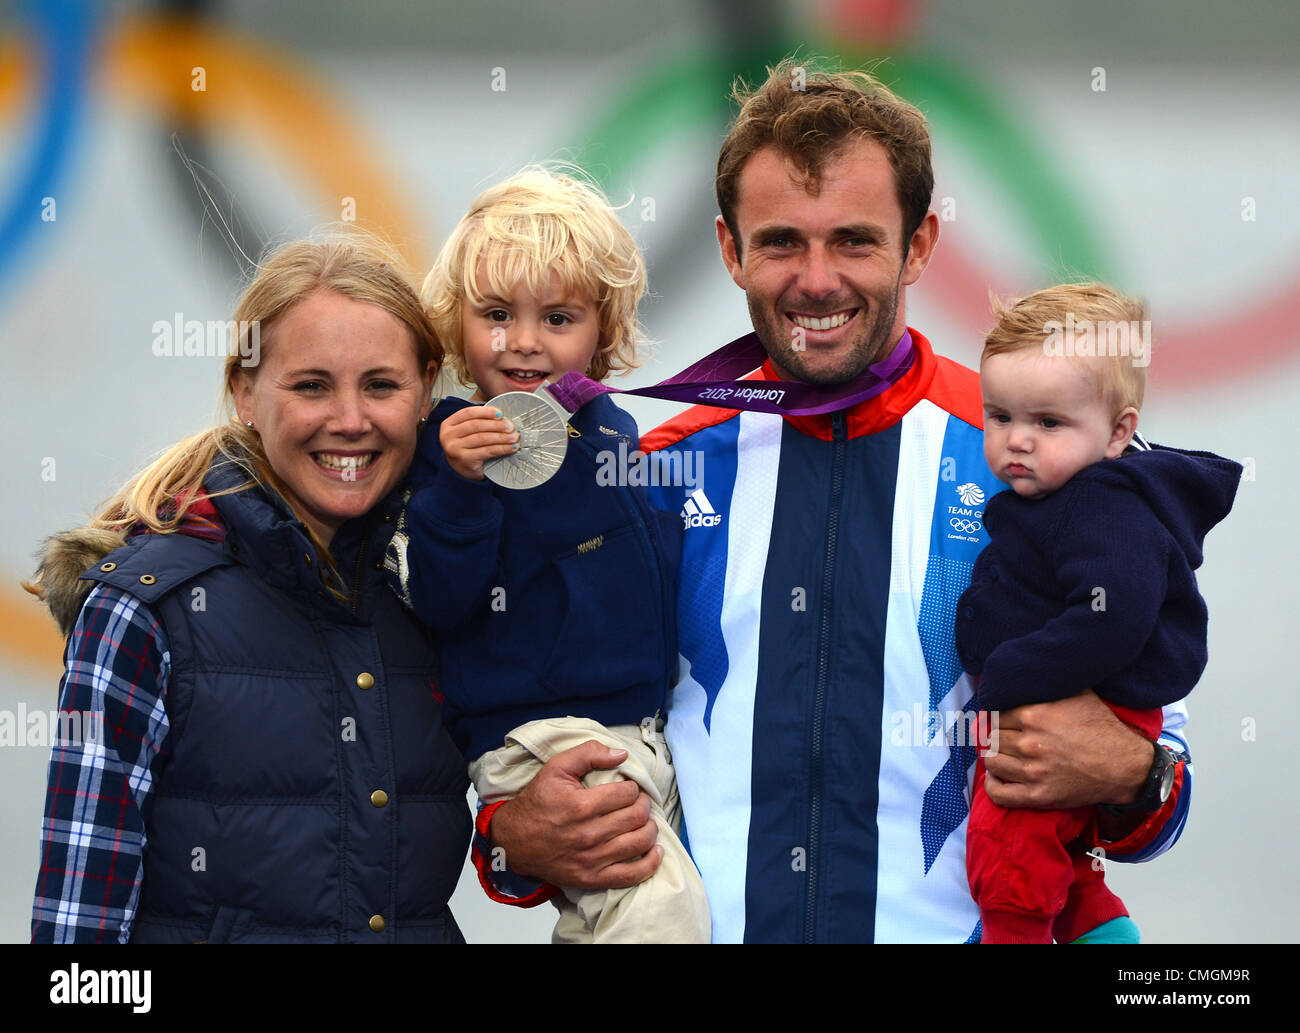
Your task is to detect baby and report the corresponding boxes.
[386,167,709,943]
[955,282,1240,944]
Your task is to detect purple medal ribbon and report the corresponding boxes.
[546,330,916,417]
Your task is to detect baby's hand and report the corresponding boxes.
[440,405,519,481]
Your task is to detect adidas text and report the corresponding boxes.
[682,488,723,529]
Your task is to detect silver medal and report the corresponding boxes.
[481,387,572,489]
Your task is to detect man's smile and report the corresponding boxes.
[787,308,859,332]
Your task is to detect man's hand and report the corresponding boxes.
[488,740,662,890]
[441,405,518,481]
[982,689,1153,810]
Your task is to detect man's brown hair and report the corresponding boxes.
[716,56,934,256]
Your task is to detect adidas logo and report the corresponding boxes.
[682,488,723,530]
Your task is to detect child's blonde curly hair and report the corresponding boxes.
[424,165,647,386]
[984,281,1149,415]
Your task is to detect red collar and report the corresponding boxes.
[128,487,228,542]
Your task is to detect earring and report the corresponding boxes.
[245,420,254,429]
[418,415,428,426]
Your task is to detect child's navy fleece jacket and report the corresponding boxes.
[390,393,682,762]
[955,444,1240,713]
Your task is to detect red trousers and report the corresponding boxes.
[966,703,1165,943]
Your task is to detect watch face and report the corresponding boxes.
[1158,761,1176,803]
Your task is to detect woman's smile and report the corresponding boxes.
[234,290,435,545]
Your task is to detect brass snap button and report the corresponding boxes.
[139,574,156,585]
[369,914,386,932]
[356,672,375,690]
[100,562,117,572]
[370,790,389,808]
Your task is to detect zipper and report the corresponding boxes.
[804,409,847,943]
[349,525,370,614]
[629,445,675,712]
[639,474,675,710]
[578,430,673,710]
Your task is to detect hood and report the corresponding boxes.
[31,526,132,638]
[1085,443,1242,569]
[30,495,227,637]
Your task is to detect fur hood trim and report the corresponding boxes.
[30,527,129,637]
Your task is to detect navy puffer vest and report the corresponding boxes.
[81,460,471,943]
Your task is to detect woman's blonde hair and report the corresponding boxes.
[46,231,441,582]
[424,165,647,386]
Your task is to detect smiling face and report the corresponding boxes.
[717,137,939,385]
[232,289,435,546]
[460,268,601,401]
[980,347,1138,499]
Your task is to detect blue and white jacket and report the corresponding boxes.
[639,328,1191,943]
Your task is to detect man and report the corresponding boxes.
[478,58,1191,942]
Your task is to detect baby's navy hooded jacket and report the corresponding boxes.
[956,444,1241,712]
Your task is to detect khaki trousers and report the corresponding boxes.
[469,716,711,944]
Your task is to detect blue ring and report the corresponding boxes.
[0,0,98,295]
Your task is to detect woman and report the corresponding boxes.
[26,234,471,943]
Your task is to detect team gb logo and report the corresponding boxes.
[956,483,985,507]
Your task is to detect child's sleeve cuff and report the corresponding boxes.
[411,465,499,529]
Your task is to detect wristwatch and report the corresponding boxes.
[1103,741,1181,817]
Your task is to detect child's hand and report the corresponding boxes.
[440,404,519,481]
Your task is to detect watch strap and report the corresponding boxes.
[1102,741,1180,817]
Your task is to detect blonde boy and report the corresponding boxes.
[386,167,710,943]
